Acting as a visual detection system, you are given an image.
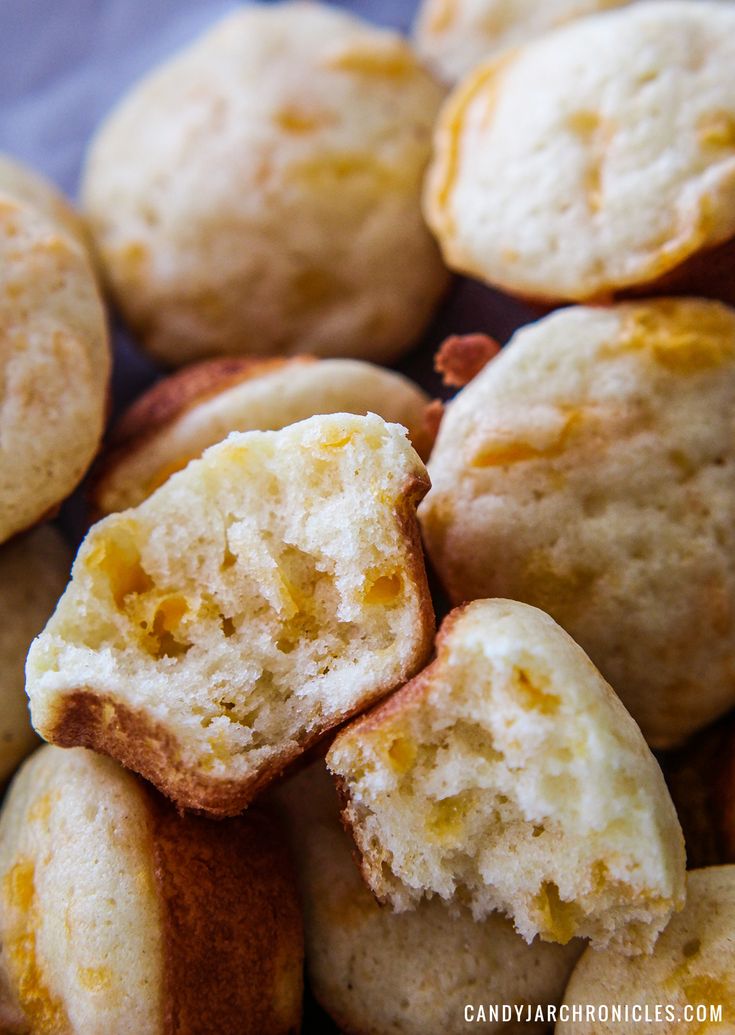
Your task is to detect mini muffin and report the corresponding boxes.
[424,1,735,304]
[328,600,686,956]
[27,414,434,817]
[414,0,633,84]
[421,299,735,748]
[92,356,435,515]
[558,867,735,1033]
[0,526,70,785]
[274,761,582,1035]
[0,745,303,1035]
[0,155,88,248]
[82,2,449,368]
[0,157,110,543]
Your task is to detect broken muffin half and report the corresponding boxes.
[327,598,685,955]
[27,413,434,816]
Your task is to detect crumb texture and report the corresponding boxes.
[328,599,685,955]
[27,414,432,814]
[274,761,582,1035]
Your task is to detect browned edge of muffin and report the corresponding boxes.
[144,790,304,1035]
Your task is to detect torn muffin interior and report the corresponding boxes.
[27,414,432,805]
[327,599,685,955]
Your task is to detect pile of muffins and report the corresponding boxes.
[3,0,735,1031]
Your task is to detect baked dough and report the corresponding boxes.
[0,745,303,1035]
[0,155,110,543]
[327,599,686,956]
[421,299,735,747]
[92,356,434,515]
[424,1,735,303]
[558,867,735,1033]
[414,0,633,84]
[27,414,434,816]
[274,760,582,1035]
[82,2,449,367]
[0,526,70,785]
[0,155,88,248]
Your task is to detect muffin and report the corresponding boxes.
[328,600,686,956]
[414,0,633,84]
[558,867,735,1033]
[82,1,449,367]
[274,761,583,1035]
[421,299,735,748]
[424,1,735,304]
[0,156,110,543]
[92,356,435,515]
[27,414,434,816]
[0,745,303,1035]
[0,526,70,785]
[0,155,88,248]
